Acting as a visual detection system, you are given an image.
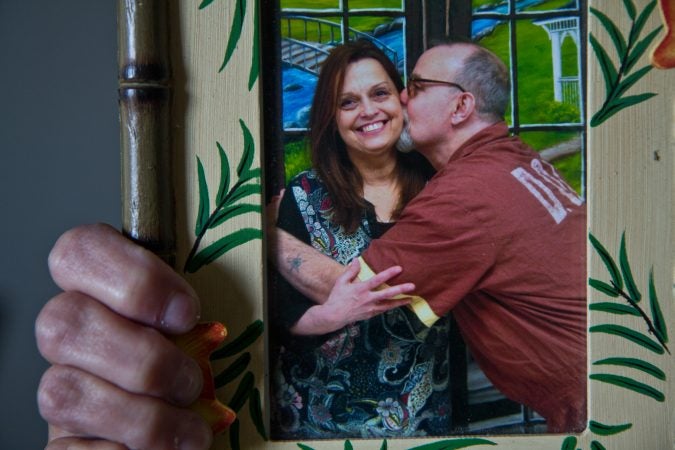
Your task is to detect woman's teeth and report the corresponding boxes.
[361,121,384,132]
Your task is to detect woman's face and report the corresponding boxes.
[335,58,403,160]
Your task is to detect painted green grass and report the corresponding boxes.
[520,130,582,193]
[473,0,502,9]
[520,130,578,151]
[551,151,582,194]
[284,137,312,184]
[525,0,577,11]
[280,16,341,43]
[280,15,398,42]
[478,18,580,125]
[280,16,393,42]
[473,0,574,10]
[282,0,401,9]
[349,16,398,33]
[281,0,402,36]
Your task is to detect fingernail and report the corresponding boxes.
[162,292,201,332]
[171,357,203,405]
[176,412,213,450]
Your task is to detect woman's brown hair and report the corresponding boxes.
[309,39,432,233]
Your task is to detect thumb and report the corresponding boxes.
[338,258,362,284]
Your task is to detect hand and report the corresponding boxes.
[264,190,284,263]
[266,189,284,234]
[36,224,213,450]
[291,258,415,335]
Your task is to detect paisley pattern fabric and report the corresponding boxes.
[270,170,452,440]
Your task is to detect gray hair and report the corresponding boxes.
[431,39,510,122]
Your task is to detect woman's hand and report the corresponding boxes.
[291,258,415,335]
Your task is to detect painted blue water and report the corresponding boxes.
[282,28,405,130]
[282,67,317,129]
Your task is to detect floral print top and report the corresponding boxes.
[269,170,452,440]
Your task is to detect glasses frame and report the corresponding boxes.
[406,75,467,98]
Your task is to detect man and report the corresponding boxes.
[270,40,587,432]
[36,41,585,449]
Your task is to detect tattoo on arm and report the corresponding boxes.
[288,255,303,273]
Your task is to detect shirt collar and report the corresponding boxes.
[447,121,510,165]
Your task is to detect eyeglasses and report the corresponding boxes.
[406,75,466,98]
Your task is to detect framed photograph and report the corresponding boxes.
[118,0,673,448]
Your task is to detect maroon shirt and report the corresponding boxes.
[361,122,587,431]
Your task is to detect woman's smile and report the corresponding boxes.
[358,120,387,134]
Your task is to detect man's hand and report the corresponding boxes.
[36,224,213,450]
[291,258,415,335]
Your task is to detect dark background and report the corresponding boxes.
[0,1,120,447]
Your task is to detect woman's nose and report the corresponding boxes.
[359,99,377,116]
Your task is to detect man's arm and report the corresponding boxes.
[267,227,342,303]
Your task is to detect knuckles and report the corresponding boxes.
[36,293,195,404]
[38,366,85,428]
[35,293,84,363]
[128,328,185,396]
[46,223,193,330]
[48,224,117,282]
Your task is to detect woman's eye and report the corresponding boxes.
[340,98,358,110]
[374,89,390,99]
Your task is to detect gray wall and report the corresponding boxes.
[0,1,120,447]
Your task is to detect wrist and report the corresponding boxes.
[291,304,342,336]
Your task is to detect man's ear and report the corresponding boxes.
[450,92,476,125]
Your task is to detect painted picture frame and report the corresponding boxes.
[117,0,673,449]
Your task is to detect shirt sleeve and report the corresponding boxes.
[361,178,498,326]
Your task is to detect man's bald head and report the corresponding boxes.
[427,41,510,123]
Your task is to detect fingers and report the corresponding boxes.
[338,258,363,283]
[371,282,416,300]
[46,435,128,450]
[350,260,416,299]
[372,298,412,315]
[39,366,213,450]
[36,291,203,406]
[48,224,200,334]
[364,264,410,289]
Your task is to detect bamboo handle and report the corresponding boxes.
[117,0,175,266]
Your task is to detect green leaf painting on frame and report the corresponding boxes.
[589,0,662,126]
[183,119,262,274]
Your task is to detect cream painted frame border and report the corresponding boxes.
[118,1,674,449]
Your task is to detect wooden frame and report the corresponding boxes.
[118,0,674,448]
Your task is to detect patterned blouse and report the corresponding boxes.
[269,170,452,440]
